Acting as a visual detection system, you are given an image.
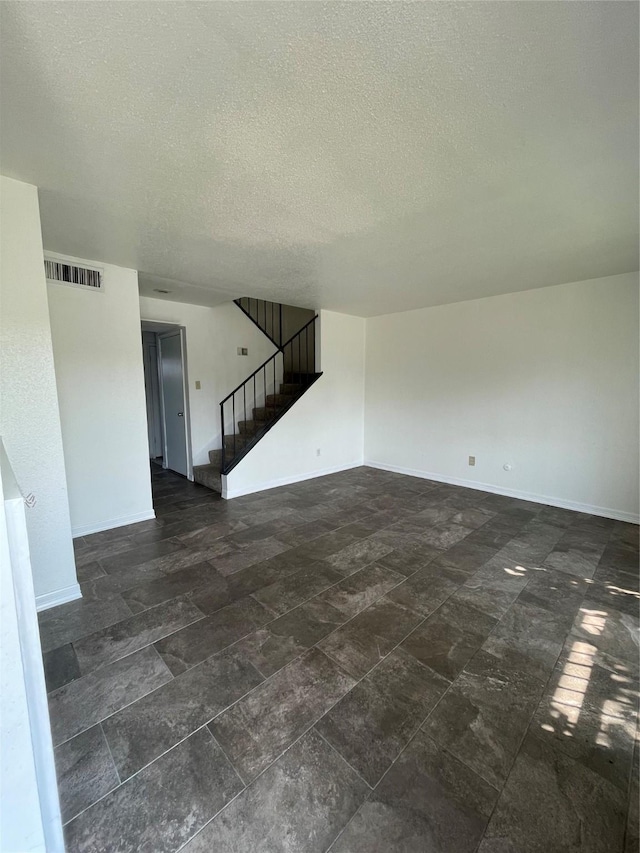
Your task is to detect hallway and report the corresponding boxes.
[40,466,639,852]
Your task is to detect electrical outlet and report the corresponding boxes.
[237,347,248,356]
[195,380,201,390]
[316,448,321,457]
[468,455,476,466]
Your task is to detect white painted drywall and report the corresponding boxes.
[47,256,154,537]
[139,297,277,465]
[0,441,63,853]
[0,176,79,605]
[365,273,640,522]
[224,310,365,498]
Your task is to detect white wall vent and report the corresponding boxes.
[44,256,103,291]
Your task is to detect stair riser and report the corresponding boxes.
[265,394,295,407]
[283,373,315,384]
[238,420,259,435]
[252,406,280,422]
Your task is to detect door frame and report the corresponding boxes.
[156,325,194,481]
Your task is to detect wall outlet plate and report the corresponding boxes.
[237,347,248,356]
[468,455,476,466]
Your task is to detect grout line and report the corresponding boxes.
[203,724,247,788]
[53,473,632,847]
[313,727,373,789]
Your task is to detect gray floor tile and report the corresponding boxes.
[120,561,218,613]
[182,729,368,853]
[451,559,530,619]
[73,597,204,674]
[419,522,474,550]
[43,467,637,851]
[64,727,242,853]
[569,600,640,664]
[54,724,120,823]
[430,539,498,574]
[323,538,396,576]
[626,740,639,853]
[212,538,291,576]
[102,647,264,779]
[38,594,133,653]
[317,648,449,785]
[581,579,640,618]
[386,562,466,618]
[209,648,355,782]
[318,563,403,618]
[543,544,607,580]
[518,565,588,621]
[252,563,344,616]
[528,639,638,791]
[76,561,106,583]
[176,518,248,548]
[99,539,185,574]
[374,542,441,577]
[478,599,567,684]
[296,527,378,561]
[331,730,498,853]
[48,645,172,746]
[43,643,81,693]
[425,655,545,788]
[236,598,345,676]
[318,598,424,679]
[154,596,271,674]
[401,598,497,681]
[478,732,627,853]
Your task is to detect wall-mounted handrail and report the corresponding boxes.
[220,314,318,407]
[234,297,284,349]
[219,313,320,475]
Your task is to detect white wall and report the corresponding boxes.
[139,297,277,465]
[225,310,365,498]
[1,442,63,853]
[0,176,79,606]
[47,256,154,537]
[365,273,640,522]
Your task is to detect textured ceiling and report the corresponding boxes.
[1,1,637,316]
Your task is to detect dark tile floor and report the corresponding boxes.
[39,465,639,853]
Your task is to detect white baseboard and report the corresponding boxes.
[71,509,156,538]
[222,461,364,500]
[36,583,82,612]
[364,460,640,525]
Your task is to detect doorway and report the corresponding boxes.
[141,321,192,479]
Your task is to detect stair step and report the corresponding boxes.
[265,393,295,407]
[252,405,280,422]
[238,419,260,436]
[208,448,223,466]
[280,383,303,394]
[193,463,222,494]
[223,434,253,454]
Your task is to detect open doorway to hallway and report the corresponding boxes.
[141,321,192,479]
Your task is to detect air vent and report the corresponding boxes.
[44,257,103,291]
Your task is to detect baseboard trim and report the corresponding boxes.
[364,460,640,524]
[72,509,156,538]
[223,461,364,500]
[36,583,82,612]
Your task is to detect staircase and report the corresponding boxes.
[193,299,322,494]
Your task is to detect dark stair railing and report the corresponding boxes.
[219,315,321,475]
[234,297,283,348]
